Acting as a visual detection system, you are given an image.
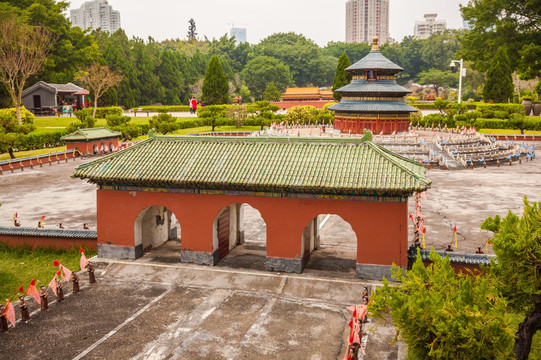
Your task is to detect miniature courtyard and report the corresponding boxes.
[0,139,539,359]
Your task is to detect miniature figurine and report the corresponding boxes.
[39,285,49,311]
[71,271,80,293]
[87,262,96,283]
[18,296,31,322]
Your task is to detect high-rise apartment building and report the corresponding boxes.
[345,0,389,44]
[230,27,247,44]
[70,0,120,33]
[414,14,446,39]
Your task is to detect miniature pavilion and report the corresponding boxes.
[73,134,430,280]
[329,38,418,134]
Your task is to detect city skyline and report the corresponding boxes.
[66,0,468,46]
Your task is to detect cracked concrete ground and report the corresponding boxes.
[0,260,398,360]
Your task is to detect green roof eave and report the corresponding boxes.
[73,136,431,197]
[61,127,122,141]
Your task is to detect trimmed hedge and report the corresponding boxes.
[178,118,203,129]
[411,103,477,110]
[90,107,123,118]
[134,105,190,113]
[476,104,524,118]
[473,118,510,129]
[18,129,68,151]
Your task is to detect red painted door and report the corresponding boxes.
[218,207,230,259]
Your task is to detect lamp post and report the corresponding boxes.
[450,59,465,104]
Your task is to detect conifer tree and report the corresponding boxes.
[263,82,282,101]
[187,18,197,41]
[482,47,514,103]
[202,55,229,105]
[332,52,352,101]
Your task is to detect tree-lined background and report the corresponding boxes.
[1,0,539,109]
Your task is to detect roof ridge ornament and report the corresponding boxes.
[371,37,379,52]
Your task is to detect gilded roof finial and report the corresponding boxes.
[371,37,379,52]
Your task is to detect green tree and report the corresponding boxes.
[75,63,124,118]
[132,37,164,106]
[241,56,292,100]
[483,47,514,103]
[158,49,184,105]
[332,52,352,101]
[0,0,100,85]
[262,82,282,102]
[0,108,35,159]
[369,249,515,359]
[187,18,197,41]
[420,31,462,72]
[149,113,179,134]
[398,36,425,83]
[197,104,227,132]
[105,114,140,140]
[481,197,541,360]
[322,41,371,64]
[0,17,56,124]
[417,69,457,97]
[461,0,541,79]
[99,30,141,109]
[202,55,229,105]
[226,104,248,128]
[254,32,321,86]
[238,85,251,103]
[66,108,96,133]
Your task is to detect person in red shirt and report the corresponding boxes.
[190,97,197,114]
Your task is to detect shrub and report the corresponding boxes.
[18,129,68,151]
[454,114,468,123]
[90,106,123,118]
[134,105,190,113]
[66,109,96,133]
[422,113,445,126]
[149,113,180,134]
[105,114,141,141]
[0,106,35,124]
[473,118,510,129]
[178,118,203,129]
[476,104,524,118]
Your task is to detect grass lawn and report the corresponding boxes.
[0,243,96,303]
[0,146,67,161]
[33,116,77,128]
[479,129,541,135]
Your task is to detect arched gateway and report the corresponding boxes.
[73,135,430,279]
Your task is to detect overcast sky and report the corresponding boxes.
[66,0,469,46]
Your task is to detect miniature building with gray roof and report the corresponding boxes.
[329,38,418,135]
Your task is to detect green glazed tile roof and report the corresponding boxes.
[61,127,121,142]
[72,136,431,197]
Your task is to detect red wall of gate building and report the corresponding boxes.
[96,189,408,270]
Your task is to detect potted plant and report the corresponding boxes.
[521,90,533,116]
[533,81,541,116]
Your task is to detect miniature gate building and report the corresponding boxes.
[61,127,121,154]
[329,38,418,135]
[73,135,430,279]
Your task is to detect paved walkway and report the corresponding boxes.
[0,259,401,360]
